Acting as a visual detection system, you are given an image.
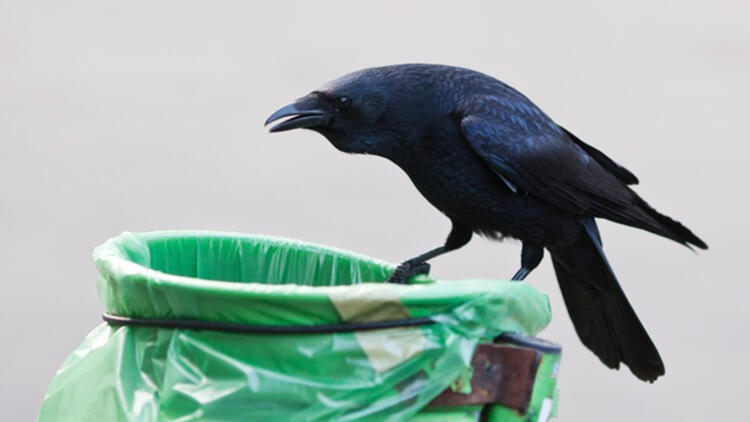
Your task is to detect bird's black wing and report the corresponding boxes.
[457,94,654,226]
[559,126,639,185]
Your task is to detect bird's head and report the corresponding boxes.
[265,65,443,156]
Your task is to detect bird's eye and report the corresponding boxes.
[335,96,351,110]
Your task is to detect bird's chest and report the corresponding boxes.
[396,137,511,220]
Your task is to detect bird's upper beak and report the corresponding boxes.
[264,95,331,133]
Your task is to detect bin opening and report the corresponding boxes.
[119,231,399,286]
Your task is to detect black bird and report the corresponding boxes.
[265,64,707,382]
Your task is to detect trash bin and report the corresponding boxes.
[39,231,558,421]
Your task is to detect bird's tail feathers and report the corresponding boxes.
[549,219,665,382]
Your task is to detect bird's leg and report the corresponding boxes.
[387,220,473,284]
[511,242,544,281]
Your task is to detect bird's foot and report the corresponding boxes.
[386,260,431,284]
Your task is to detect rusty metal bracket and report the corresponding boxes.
[428,343,542,413]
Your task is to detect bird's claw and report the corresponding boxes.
[386,260,431,284]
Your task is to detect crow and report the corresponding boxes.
[265,64,707,382]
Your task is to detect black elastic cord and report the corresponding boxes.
[102,313,435,334]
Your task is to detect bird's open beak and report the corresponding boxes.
[265,96,331,133]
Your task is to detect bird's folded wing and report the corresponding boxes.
[457,95,642,221]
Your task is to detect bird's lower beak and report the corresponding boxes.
[265,97,331,133]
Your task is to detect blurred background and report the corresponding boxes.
[1,1,748,420]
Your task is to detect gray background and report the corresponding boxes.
[1,1,747,420]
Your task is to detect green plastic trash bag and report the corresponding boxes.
[39,231,552,421]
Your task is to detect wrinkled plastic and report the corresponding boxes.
[39,231,552,421]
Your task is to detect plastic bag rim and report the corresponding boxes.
[92,230,551,332]
[93,230,440,295]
